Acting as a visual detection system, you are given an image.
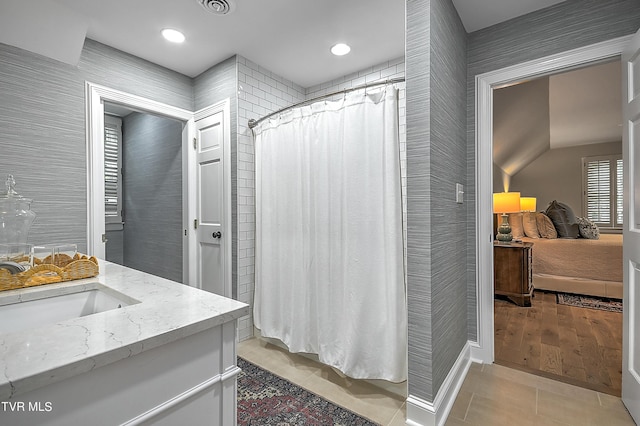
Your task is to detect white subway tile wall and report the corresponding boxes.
[236,56,305,341]
[236,56,406,341]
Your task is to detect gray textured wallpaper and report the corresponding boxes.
[406,0,467,402]
[429,0,468,400]
[406,0,434,401]
[121,112,183,282]
[466,0,640,341]
[0,39,192,253]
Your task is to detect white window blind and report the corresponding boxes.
[583,154,623,228]
[616,158,623,226]
[104,115,123,225]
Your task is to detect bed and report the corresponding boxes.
[520,234,623,299]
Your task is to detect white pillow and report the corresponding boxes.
[576,217,600,239]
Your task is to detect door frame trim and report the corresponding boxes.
[85,82,194,277]
[473,35,632,363]
[622,29,640,422]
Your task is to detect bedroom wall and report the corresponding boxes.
[509,141,622,216]
[466,0,640,341]
[493,77,550,191]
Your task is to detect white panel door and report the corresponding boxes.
[196,112,226,296]
[622,27,640,424]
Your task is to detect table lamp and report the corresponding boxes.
[520,197,537,212]
[493,192,521,242]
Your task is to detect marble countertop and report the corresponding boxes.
[0,260,249,400]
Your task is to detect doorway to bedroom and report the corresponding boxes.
[491,59,624,396]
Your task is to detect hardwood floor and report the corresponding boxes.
[494,290,622,396]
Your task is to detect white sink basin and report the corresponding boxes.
[0,283,139,335]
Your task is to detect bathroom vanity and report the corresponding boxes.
[0,260,249,425]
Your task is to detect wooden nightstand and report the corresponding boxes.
[494,241,533,306]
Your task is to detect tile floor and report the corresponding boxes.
[447,362,635,425]
[237,338,636,425]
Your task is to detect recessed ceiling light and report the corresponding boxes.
[162,29,185,43]
[330,43,351,56]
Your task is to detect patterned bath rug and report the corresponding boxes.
[237,357,380,426]
[556,293,622,313]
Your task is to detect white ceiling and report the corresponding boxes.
[0,0,567,88]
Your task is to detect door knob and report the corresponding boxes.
[212,231,222,239]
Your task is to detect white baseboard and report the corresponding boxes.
[406,395,436,426]
[469,339,490,364]
[406,342,472,426]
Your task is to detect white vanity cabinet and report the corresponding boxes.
[1,322,239,425]
[0,261,249,426]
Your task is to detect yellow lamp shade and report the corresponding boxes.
[493,192,521,214]
[520,197,537,212]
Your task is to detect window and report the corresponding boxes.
[582,154,623,228]
[104,115,123,229]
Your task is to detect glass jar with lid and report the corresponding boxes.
[0,175,36,246]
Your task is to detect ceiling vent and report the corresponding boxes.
[197,0,235,15]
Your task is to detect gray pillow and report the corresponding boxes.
[545,200,580,238]
[577,216,600,239]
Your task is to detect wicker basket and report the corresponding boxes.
[0,253,99,292]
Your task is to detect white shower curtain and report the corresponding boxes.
[253,87,407,382]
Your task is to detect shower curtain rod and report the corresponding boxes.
[247,77,405,129]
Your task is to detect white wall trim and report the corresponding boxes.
[468,340,486,364]
[193,100,229,121]
[85,82,193,260]
[406,342,472,426]
[182,121,193,285]
[474,35,631,364]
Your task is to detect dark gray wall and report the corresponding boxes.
[193,56,239,298]
[0,39,192,252]
[105,229,124,265]
[509,141,622,215]
[406,0,467,402]
[120,112,183,282]
[466,0,640,341]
